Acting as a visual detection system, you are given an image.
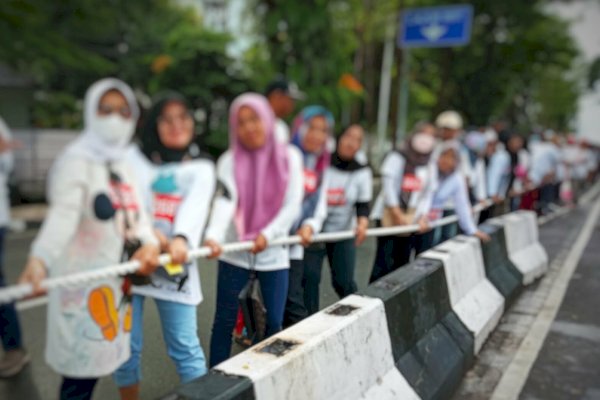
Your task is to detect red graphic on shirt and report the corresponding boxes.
[108,183,139,211]
[401,174,422,192]
[153,193,183,223]
[304,169,319,194]
[327,188,346,206]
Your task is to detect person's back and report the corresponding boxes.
[529,141,560,186]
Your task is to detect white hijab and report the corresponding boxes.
[64,78,140,163]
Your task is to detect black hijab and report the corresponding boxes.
[331,125,367,172]
[139,92,207,164]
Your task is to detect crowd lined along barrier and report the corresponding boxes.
[162,209,550,400]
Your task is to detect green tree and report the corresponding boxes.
[248,0,580,135]
[0,0,248,149]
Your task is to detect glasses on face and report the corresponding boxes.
[97,104,132,119]
[158,112,193,126]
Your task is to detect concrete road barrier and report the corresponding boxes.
[420,236,505,353]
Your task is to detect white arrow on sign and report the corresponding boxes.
[421,23,448,42]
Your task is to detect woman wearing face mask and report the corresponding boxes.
[302,124,372,316]
[114,93,215,399]
[429,143,491,248]
[18,78,160,400]
[283,105,333,327]
[203,93,303,367]
[369,125,436,283]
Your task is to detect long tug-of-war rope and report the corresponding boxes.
[6,179,590,310]
[0,199,497,306]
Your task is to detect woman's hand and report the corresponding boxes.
[390,207,407,226]
[251,234,268,254]
[297,225,314,247]
[474,230,491,243]
[18,257,47,296]
[355,217,369,246]
[131,244,160,275]
[169,236,189,265]
[154,229,169,252]
[203,239,222,259]
[417,216,430,233]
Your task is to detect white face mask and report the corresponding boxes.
[411,132,436,154]
[89,114,135,147]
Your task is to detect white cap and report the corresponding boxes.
[435,110,463,130]
[483,128,498,143]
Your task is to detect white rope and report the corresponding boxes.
[0,200,495,307]
[16,177,600,310]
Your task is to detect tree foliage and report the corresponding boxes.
[0,0,248,151]
[248,0,580,133]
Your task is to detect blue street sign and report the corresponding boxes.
[399,4,474,48]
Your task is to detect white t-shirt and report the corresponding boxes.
[322,165,372,233]
[127,146,215,305]
[274,118,291,144]
[31,154,157,378]
[370,151,434,222]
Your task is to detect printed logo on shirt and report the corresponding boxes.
[304,169,319,194]
[151,172,182,223]
[153,193,183,223]
[401,174,422,192]
[87,285,123,342]
[108,182,139,211]
[327,188,346,206]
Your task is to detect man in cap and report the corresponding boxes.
[435,110,463,141]
[265,78,306,144]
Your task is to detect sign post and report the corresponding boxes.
[395,4,474,144]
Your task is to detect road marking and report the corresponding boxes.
[550,320,600,344]
[490,192,600,400]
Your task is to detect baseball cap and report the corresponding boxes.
[265,79,307,101]
[435,110,463,130]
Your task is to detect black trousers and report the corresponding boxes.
[60,377,98,400]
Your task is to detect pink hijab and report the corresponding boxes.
[230,93,290,240]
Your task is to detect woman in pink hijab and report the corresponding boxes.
[203,93,304,367]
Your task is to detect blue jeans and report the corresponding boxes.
[0,228,22,351]
[438,209,459,243]
[114,295,207,386]
[303,239,358,316]
[209,261,289,367]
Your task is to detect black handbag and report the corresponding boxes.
[238,254,267,343]
[108,167,152,290]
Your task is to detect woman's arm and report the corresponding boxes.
[29,158,87,269]
[261,146,305,242]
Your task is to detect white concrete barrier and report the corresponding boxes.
[492,210,548,285]
[214,294,420,400]
[421,236,505,353]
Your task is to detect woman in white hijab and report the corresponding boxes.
[18,78,160,400]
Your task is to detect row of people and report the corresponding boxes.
[9,78,597,400]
